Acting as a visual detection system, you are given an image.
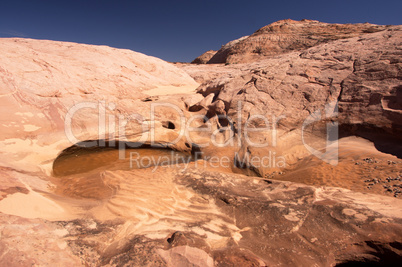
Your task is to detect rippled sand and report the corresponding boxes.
[50,148,243,246]
[44,137,401,249]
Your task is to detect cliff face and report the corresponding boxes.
[194,19,390,64]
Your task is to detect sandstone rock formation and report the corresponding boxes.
[195,19,389,64]
[0,37,199,177]
[184,25,402,177]
[191,50,217,64]
[0,20,401,266]
[206,35,249,64]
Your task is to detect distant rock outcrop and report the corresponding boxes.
[194,19,389,64]
[206,35,249,64]
[191,50,217,64]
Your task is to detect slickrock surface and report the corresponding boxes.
[0,20,401,266]
[0,37,199,175]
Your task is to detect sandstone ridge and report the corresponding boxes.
[194,19,390,64]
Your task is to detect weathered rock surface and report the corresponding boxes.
[0,38,198,96]
[0,38,199,176]
[0,38,205,265]
[0,22,402,266]
[177,170,402,266]
[191,50,217,64]
[206,35,249,64]
[1,169,401,266]
[0,214,82,265]
[185,25,402,176]
[197,19,389,64]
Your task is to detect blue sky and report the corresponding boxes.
[1,0,401,62]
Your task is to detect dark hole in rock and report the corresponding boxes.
[141,96,159,102]
[303,92,312,102]
[218,116,230,127]
[162,121,175,130]
[212,92,220,103]
[167,231,183,244]
[237,89,245,95]
[190,143,202,160]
